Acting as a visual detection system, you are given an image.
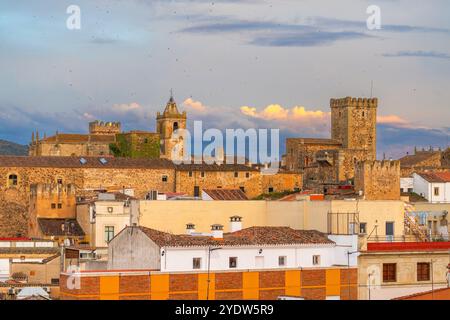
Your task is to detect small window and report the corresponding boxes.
[278,256,287,267]
[359,222,367,234]
[51,203,56,209]
[362,111,365,117]
[105,226,115,243]
[417,263,430,281]
[193,258,201,270]
[246,172,250,178]
[189,171,193,177]
[144,138,149,144]
[234,172,238,178]
[57,203,62,209]
[8,174,18,187]
[229,257,237,268]
[407,188,413,193]
[201,171,205,178]
[434,187,440,196]
[239,186,245,193]
[383,263,396,283]
[57,178,63,185]
[162,175,168,182]
[312,255,321,266]
[268,187,274,193]
[51,278,60,285]
[107,207,113,213]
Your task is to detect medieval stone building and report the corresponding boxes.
[156,93,187,160]
[28,95,186,161]
[0,155,302,237]
[398,147,450,177]
[285,97,378,189]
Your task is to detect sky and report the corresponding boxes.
[0,0,449,159]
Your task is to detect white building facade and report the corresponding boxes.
[413,173,450,203]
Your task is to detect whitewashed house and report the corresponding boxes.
[107,216,358,272]
[413,172,450,203]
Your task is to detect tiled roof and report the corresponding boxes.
[38,218,85,237]
[0,247,59,254]
[138,226,334,247]
[40,133,116,143]
[417,172,450,183]
[0,156,174,169]
[399,152,440,167]
[176,163,257,172]
[287,138,342,146]
[392,287,450,300]
[203,189,248,200]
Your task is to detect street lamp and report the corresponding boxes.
[206,246,222,300]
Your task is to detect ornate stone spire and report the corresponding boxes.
[163,90,181,115]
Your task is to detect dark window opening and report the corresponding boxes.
[383,263,396,283]
[8,174,18,186]
[229,257,237,268]
[417,263,430,281]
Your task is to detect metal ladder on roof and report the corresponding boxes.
[404,202,428,242]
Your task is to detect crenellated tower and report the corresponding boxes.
[331,97,377,160]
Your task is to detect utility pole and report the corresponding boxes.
[206,246,222,300]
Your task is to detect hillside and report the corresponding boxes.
[0,139,28,156]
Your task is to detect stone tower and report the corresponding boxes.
[330,97,377,160]
[156,93,187,160]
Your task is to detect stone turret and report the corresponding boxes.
[89,120,121,135]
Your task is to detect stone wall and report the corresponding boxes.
[355,160,400,200]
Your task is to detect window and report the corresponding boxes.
[408,188,413,193]
[107,207,113,213]
[234,172,238,178]
[144,138,149,144]
[105,226,115,243]
[194,186,200,197]
[229,257,237,268]
[278,256,287,267]
[239,186,245,193]
[383,263,396,282]
[57,178,63,185]
[312,255,321,266]
[246,172,250,178]
[51,203,56,209]
[189,171,193,177]
[359,222,367,234]
[193,258,201,270]
[57,203,62,209]
[201,171,205,178]
[51,278,60,285]
[417,263,430,281]
[8,174,18,187]
[268,187,274,193]
[162,175,168,182]
[173,122,179,131]
[386,222,394,236]
[434,187,440,196]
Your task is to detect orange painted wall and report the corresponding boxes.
[60,268,357,300]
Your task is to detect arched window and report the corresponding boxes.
[173,122,179,132]
[8,174,18,187]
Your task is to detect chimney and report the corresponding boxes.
[229,216,242,232]
[186,223,195,235]
[211,224,224,239]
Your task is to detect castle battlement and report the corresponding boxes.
[357,160,400,171]
[30,183,76,197]
[89,120,121,135]
[330,97,378,108]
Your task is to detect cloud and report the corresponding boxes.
[382,51,450,60]
[182,98,207,111]
[377,115,410,126]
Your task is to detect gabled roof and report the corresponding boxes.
[416,172,450,183]
[203,189,248,200]
[137,226,334,247]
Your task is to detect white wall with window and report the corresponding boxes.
[160,236,358,273]
[413,173,449,203]
[93,200,131,248]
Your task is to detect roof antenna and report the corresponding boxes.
[170,88,174,101]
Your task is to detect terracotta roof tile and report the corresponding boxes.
[0,156,174,169]
[38,218,85,237]
[417,172,450,183]
[138,226,334,247]
[203,189,248,200]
